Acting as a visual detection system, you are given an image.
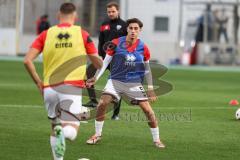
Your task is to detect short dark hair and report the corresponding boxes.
[60,3,76,14]
[126,18,143,28]
[107,2,119,10]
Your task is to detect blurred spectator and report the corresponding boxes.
[36,14,50,35]
[212,9,219,42]
[233,5,239,44]
[195,4,214,42]
[216,8,229,43]
[191,4,214,65]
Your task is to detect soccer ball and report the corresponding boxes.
[235,108,240,120]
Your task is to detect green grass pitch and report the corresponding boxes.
[0,60,239,160]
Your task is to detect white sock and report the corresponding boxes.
[50,136,63,160]
[95,120,104,136]
[150,127,160,142]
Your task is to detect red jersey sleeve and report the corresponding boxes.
[31,30,47,52]
[143,45,151,61]
[106,38,119,56]
[81,30,97,55]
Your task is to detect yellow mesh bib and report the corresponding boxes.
[42,25,87,86]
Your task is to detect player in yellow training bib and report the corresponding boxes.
[24,3,102,160]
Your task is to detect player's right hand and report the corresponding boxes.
[36,81,43,96]
[86,77,96,88]
[147,90,157,102]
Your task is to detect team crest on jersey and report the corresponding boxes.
[116,25,122,30]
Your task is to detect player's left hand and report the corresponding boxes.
[147,89,157,102]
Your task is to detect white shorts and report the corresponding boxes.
[103,79,148,104]
[43,84,86,122]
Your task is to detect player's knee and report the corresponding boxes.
[145,107,154,114]
[63,125,77,141]
[144,109,153,115]
[145,111,156,120]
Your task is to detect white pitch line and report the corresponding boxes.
[0,104,42,108]
[122,106,238,110]
[156,107,236,110]
[168,65,240,72]
[0,56,42,62]
[0,104,237,110]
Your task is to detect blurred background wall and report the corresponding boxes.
[0,0,240,65]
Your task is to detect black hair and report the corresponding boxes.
[126,18,143,28]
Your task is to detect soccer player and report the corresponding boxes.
[84,2,127,120]
[24,3,102,160]
[86,18,165,148]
